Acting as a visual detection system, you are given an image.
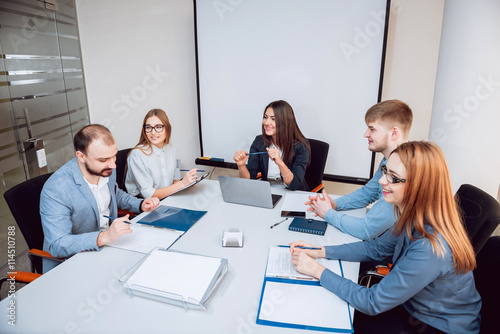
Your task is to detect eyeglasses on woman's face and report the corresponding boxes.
[380,165,406,184]
[144,124,165,133]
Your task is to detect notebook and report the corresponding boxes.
[218,176,282,209]
[288,218,327,235]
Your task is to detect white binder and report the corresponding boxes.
[120,248,228,311]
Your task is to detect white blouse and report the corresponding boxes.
[267,144,283,182]
[125,143,177,198]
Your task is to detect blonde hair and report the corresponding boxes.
[392,141,475,274]
[365,99,413,138]
[134,108,172,155]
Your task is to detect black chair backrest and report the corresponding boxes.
[115,148,131,191]
[456,184,500,254]
[304,139,329,190]
[473,236,500,334]
[3,172,53,273]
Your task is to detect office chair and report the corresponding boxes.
[1,172,64,287]
[115,148,137,217]
[115,148,132,192]
[473,236,500,334]
[455,184,500,254]
[304,139,329,193]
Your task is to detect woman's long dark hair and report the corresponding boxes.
[261,100,310,166]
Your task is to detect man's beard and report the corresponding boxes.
[84,163,112,178]
[368,137,389,153]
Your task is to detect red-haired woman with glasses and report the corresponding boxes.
[290,141,480,334]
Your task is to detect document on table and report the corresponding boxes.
[258,281,352,331]
[266,246,341,280]
[281,192,366,219]
[124,249,225,305]
[106,224,183,253]
[257,246,353,332]
[106,205,207,253]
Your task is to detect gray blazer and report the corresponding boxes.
[40,158,142,272]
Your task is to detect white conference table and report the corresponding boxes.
[0,180,364,334]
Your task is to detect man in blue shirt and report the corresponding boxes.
[308,100,413,240]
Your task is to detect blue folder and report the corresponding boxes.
[256,259,353,333]
[137,205,207,232]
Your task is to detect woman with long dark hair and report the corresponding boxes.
[290,141,481,333]
[233,100,310,191]
[125,108,198,198]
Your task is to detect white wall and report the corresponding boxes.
[75,0,199,169]
[429,0,500,197]
[75,0,500,198]
[382,0,444,141]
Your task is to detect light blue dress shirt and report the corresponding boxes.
[125,143,177,198]
[319,227,481,333]
[325,158,396,240]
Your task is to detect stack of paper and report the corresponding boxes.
[121,249,228,309]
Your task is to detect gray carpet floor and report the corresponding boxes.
[0,249,32,301]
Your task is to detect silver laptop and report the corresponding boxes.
[218,176,282,209]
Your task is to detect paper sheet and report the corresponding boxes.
[266,246,341,280]
[258,281,352,331]
[126,249,222,303]
[106,224,183,253]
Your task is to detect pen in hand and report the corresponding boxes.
[277,245,322,250]
[246,152,268,156]
[103,215,131,224]
[270,218,288,229]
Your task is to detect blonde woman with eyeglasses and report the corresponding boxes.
[290,141,481,334]
[125,108,198,199]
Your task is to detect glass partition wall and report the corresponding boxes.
[0,0,90,268]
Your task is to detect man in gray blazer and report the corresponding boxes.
[40,124,159,273]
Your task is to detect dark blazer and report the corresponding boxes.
[247,135,310,191]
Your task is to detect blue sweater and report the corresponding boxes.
[325,158,396,240]
[320,227,481,333]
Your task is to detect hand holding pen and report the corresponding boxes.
[233,150,249,166]
[288,241,325,258]
[290,246,326,280]
[97,214,133,247]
